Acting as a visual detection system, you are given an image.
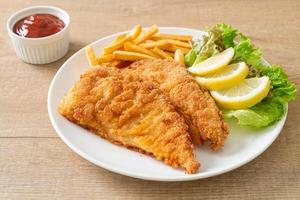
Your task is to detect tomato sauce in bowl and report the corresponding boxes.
[13,13,65,38]
[7,6,70,64]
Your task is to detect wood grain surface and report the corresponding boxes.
[0,0,299,199]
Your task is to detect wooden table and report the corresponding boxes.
[1,0,299,199]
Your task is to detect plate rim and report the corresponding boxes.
[47,27,287,181]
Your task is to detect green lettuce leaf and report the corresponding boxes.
[258,64,297,103]
[233,35,262,67]
[184,27,221,66]
[215,23,237,48]
[223,98,285,127]
[184,49,197,66]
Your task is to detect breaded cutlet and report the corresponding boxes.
[122,59,228,150]
[58,64,199,173]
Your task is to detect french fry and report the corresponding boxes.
[92,24,194,66]
[113,50,155,61]
[148,37,160,41]
[86,46,98,66]
[111,33,126,44]
[134,24,158,44]
[145,39,155,43]
[174,49,184,64]
[131,25,142,40]
[124,42,159,58]
[163,39,191,48]
[97,54,113,64]
[151,33,192,41]
[151,47,173,59]
[103,35,132,55]
[140,40,169,49]
[161,45,190,53]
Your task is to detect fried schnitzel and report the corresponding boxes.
[122,59,228,150]
[58,64,199,173]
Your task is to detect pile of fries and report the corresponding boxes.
[86,25,192,67]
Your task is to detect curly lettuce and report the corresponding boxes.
[223,97,285,127]
[191,23,297,127]
[184,28,221,66]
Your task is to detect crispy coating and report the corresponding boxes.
[123,59,229,150]
[58,65,199,173]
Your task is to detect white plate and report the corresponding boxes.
[48,27,287,181]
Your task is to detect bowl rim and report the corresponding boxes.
[6,5,70,41]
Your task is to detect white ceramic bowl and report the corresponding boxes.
[7,6,70,64]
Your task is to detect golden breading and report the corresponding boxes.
[123,59,229,150]
[58,64,199,173]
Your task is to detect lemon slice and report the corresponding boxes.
[187,47,235,75]
[195,62,249,90]
[211,76,271,109]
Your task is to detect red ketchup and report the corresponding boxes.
[13,13,65,38]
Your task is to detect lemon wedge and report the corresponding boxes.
[187,47,235,75]
[195,62,249,90]
[210,76,271,109]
